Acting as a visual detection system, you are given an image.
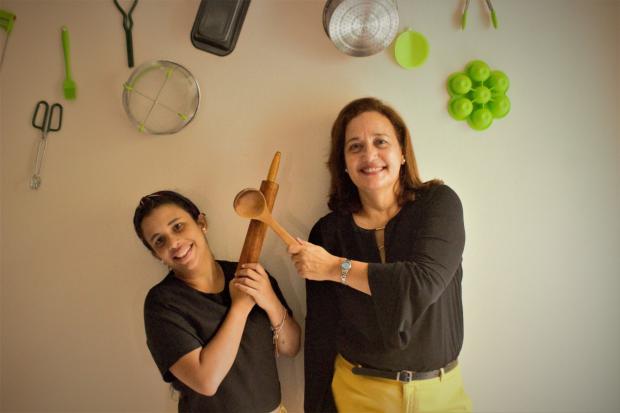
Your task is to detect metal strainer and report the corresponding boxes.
[323,0,399,57]
[122,60,200,135]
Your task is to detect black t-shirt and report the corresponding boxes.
[144,260,292,413]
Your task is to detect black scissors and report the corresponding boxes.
[30,100,63,189]
[113,0,139,68]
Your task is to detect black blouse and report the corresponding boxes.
[304,185,466,413]
[144,260,291,413]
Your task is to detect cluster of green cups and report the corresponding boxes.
[447,60,510,131]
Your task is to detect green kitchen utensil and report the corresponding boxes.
[394,29,429,69]
[448,97,473,121]
[0,9,16,70]
[448,73,472,96]
[460,0,470,29]
[446,60,511,131]
[468,107,493,131]
[486,70,509,94]
[487,95,510,118]
[471,85,492,104]
[461,0,498,30]
[61,26,76,100]
[485,0,499,29]
[467,60,490,82]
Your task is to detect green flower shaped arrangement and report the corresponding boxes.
[447,60,511,131]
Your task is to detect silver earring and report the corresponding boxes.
[401,158,406,165]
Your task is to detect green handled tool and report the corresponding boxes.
[461,0,470,30]
[0,9,16,70]
[461,0,498,30]
[61,26,77,100]
[484,0,499,29]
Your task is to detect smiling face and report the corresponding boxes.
[140,204,208,276]
[344,111,404,198]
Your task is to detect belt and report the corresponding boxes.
[351,360,458,383]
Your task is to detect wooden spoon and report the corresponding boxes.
[233,188,297,246]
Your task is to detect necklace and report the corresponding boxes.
[374,227,386,263]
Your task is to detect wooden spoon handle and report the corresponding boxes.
[266,217,297,247]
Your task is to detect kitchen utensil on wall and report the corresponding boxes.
[236,152,281,271]
[394,29,428,69]
[61,26,77,100]
[30,100,63,189]
[191,0,251,56]
[461,0,498,30]
[0,9,16,71]
[113,0,138,67]
[234,187,297,247]
[323,0,399,57]
[447,60,510,131]
[460,0,468,29]
[122,60,200,134]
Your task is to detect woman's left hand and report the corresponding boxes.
[233,263,279,312]
[288,239,340,282]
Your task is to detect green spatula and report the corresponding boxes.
[0,9,16,70]
[61,26,76,100]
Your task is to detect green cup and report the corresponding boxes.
[470,86,492,104]
[449,97,473,120]
[467,60,491,83]
[488,95,511,118]
[468,107,493,130]
[486,70,510,93]
[448,73,472,96]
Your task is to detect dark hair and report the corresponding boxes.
[133,190,201,252]
[327,97,442,213]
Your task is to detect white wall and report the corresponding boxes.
[1,1,619,412]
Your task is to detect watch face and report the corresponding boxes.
[341,260,352,271]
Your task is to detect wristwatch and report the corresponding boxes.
[340,258,352,285]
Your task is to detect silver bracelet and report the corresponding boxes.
[270,307,287,357]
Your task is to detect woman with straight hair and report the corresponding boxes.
[134,190,300,413]
[289,97,472,412]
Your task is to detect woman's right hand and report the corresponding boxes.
[288,238,340,282]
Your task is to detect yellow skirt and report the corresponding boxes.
[268,405,287,413]
[331,354,472,413]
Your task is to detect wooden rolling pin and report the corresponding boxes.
[236,152,281,270]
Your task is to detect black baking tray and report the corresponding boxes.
[191,0,251,56]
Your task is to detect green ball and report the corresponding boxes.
[488,95,511,118]
[448,73,472,96]
[449,97,473,120]
[486,70,510,93]
[468,108,493,130]
[470,86,492,104]
[467,60,491,82]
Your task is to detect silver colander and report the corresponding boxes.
[323,0,399,57]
